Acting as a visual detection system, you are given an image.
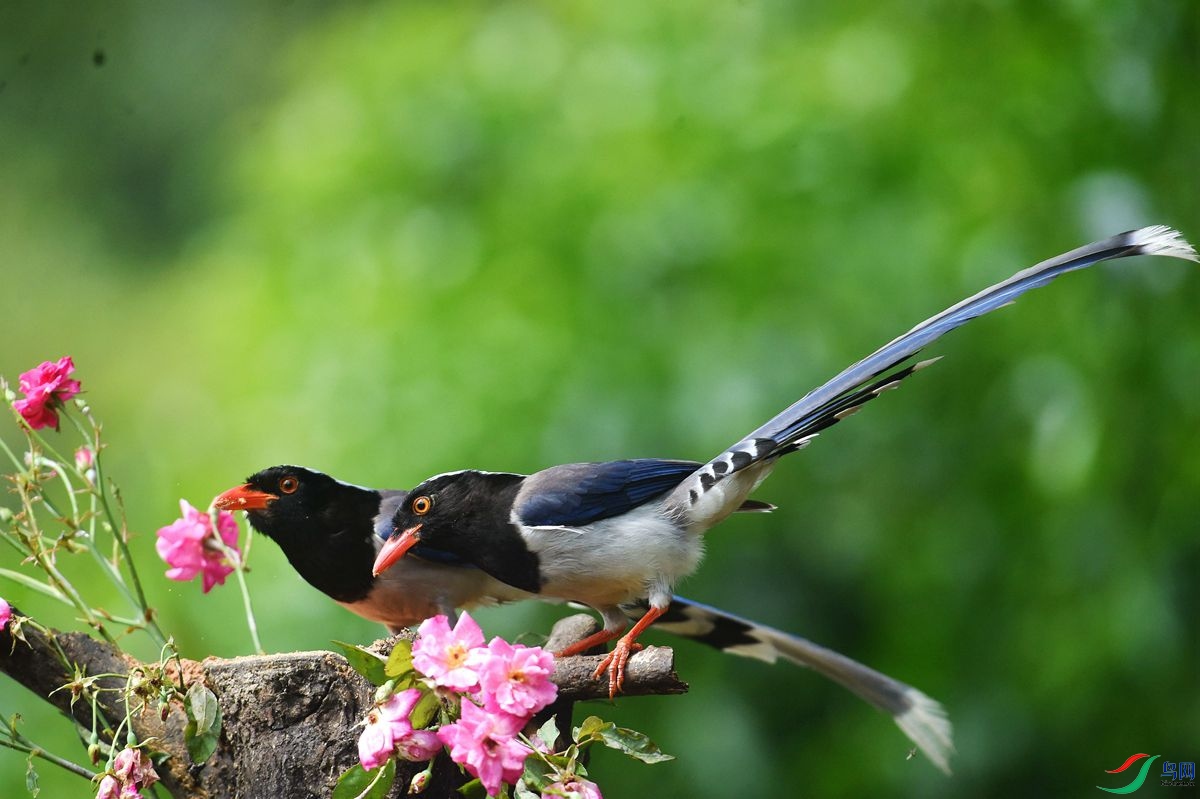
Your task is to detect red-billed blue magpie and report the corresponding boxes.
[213,467,955,771]
[370,227,1195,714]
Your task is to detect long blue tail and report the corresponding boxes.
[667,226,1196,511]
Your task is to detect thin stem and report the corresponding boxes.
[352,759,390,799]
[0,567,71,604]
[66,409,168,648]
[0,431,24,471]
[211,509,264,654]
[0,710,98,781]
[230,544,264,655]
[33,458,146,619]
[0,738,97,780]
[35,457,80,525]
[17,488,117,646]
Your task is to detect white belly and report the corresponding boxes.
[521,503,703,607]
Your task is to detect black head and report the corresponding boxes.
[214,465,383,602]
[372,470,542,594]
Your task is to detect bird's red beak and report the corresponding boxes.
[372,524,422,577]
[213,484,277,511]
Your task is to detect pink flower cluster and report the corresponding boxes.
[357,689,441,770]
[12,356,81,431]
[96,747,158,799]
[155,500,240,593]
[0,597,11,631]
[357,612,560,798]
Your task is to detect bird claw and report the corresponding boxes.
[593,639,643,699]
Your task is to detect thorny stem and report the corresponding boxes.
[65,408,168,648]
[17,484,117,646]
[32,456,147,628]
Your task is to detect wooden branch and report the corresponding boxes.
[0,610,685,798]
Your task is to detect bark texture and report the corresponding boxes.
[0,609,686,798]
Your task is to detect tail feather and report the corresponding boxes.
[637,596,956,774]
[668,226,1196,513]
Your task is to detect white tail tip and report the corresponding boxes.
[895,688,956,775]
[1130,225,1198,262]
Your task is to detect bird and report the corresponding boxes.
[213,465,955,771]
[371,226,1195,706]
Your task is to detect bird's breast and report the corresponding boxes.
[520,503,703,606]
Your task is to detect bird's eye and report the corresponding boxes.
[412,495,433,515]
[279,476,299,494]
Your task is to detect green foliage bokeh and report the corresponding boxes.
[1,2,1196,797]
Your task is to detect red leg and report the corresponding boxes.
[554,624,626,658]
[593,604,666,699]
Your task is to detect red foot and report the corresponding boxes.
[554,626,624,659]
[593,638,644,699]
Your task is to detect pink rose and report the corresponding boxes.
[357,689,431,770]
[95,775,120,799]
[476,637,557,717]
[357,717,395,771]
[395,728,441,762]
[438,701,529,797]
[412,613,487,691]
[155,500,240,593]
[12,356,81,430]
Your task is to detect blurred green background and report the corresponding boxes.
[1,1,1197,797]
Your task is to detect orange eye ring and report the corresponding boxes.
[412,495,433,515]
[279,476,299,494]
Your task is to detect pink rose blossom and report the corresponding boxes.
[112,747,158,789]
[95,775,120,799]
[0,598,10,631]
[357,689,434,770]
[12,356,81,430]
[75,446,95,470]
[395,728,441,762]
[357,717,395,771]
[155,500,240,593]
[102,747,158,797]
[543,776,603,799]
[477,637,557,717]
[412,613,486,691]
[438,701,529,797]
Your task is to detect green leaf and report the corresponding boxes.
[514,778,541,799]
[457,778,487,798]
[409,689,440,730]
[184,683,222,763]
[596,724,674,764]
[384,639,414,679]
[572,716,606,744]
[535,716,559,752]
[332,640,389,686]
[332,759,396,799]
[25,755,39,797]
[520,760,552,793]
[187,684,219,734]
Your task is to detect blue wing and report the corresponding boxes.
[516,459,703,528]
